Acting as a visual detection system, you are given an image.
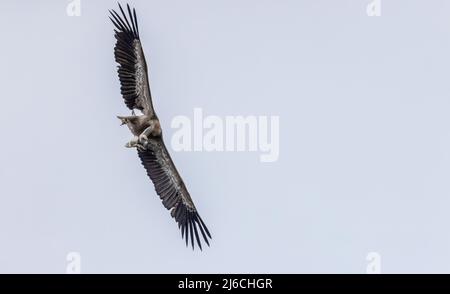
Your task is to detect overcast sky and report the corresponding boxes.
[1,0,450,273]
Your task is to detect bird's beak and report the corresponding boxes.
[117,116,127,126]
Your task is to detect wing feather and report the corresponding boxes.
[111,4,211,250]
[137,138,212,250]
[110,4,154,115]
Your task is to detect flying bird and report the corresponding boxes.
[109,3,211,250]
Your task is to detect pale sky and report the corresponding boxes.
[1,0,450,273]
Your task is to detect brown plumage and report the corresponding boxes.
[110,3,211,250]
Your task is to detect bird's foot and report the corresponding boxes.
[125,137,138,148]
[138,133,148,145]
[125,136,148,151]
[136,143,147,151]
[137,134,149,151]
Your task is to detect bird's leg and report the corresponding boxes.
[125,136,139,148]
[138,127,151,144]
[123,126,154,150]
[138,119,161,145]
[125,138,146,151]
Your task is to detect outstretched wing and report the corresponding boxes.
[110,4,154,116]
[137,137,212,250]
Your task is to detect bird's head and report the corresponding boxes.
[117,116,128,126]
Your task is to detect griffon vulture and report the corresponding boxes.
[109,3,211,250]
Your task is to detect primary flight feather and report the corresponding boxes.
[109,3,211,250]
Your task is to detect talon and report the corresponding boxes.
[138,134,148,144]
[136,143,146,151]
[125,137,139,148]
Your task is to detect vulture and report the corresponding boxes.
[109,3,211,250]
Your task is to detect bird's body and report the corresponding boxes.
[117,114,160,137]
[109,3,211,250]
